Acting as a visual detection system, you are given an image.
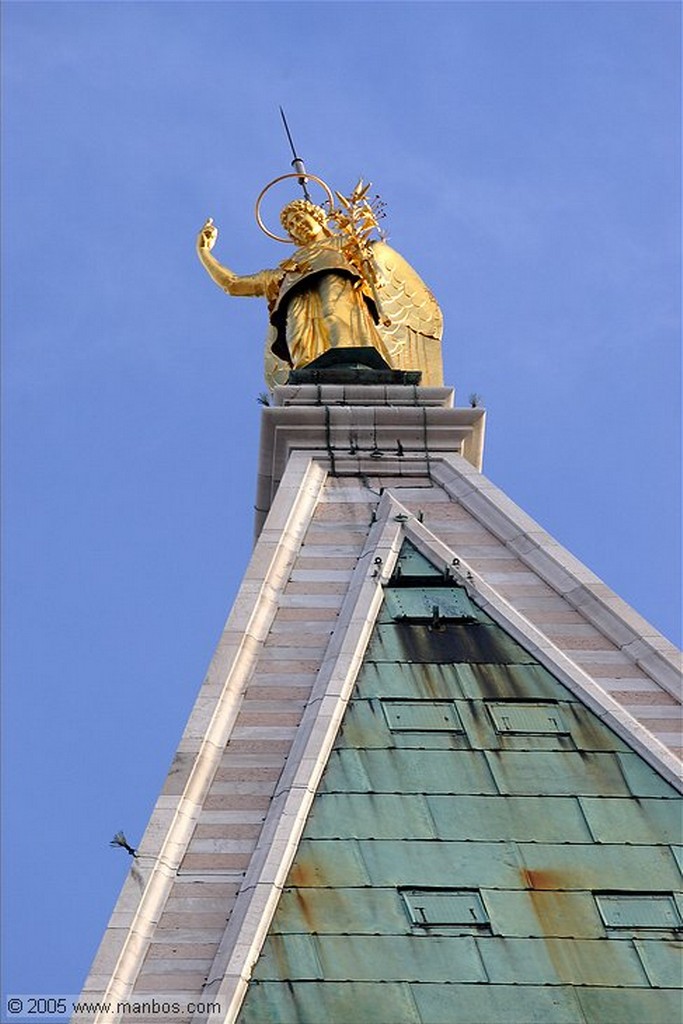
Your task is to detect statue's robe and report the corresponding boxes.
[224,236,391,369]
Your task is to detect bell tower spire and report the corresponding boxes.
[75,162,682,1024]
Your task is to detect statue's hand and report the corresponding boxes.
[197,217,218,252]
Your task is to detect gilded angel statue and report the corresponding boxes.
[196,179,443,388]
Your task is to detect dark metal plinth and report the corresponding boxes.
[286,347,422,386]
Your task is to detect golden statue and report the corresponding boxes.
[196,178,443,388]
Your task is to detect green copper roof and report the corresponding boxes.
[237,542,682,1024]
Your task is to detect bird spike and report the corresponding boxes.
[110,830,137,857]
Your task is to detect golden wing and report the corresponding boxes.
[371,240,444,387]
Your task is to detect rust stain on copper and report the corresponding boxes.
[520,867,580,985]
[293,888,317,933]
[521,867,563,890]
[269,934,291,977]
[289,860,318,888]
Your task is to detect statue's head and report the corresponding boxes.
[280,199,329,245]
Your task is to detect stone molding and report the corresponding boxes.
[429,456,682,703]
[79,455,329,1018]
[255,386,486,535]
[201,491,407,1023]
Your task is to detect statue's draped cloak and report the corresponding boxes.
[273,271,391,367]
[223,236,390,369]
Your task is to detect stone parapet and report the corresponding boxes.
[255,385,486,537]
[272,384,456,407]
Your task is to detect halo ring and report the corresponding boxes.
[255,173,335,243]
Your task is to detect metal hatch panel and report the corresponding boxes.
[392,541,445,580]
[381,699,464,732]
[487,702,569,735]
[595,894,683,931]
[384,587,477,621]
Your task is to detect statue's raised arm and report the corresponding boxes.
[196,218,281,301]
[195,178,444,389]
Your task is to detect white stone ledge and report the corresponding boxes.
[197,492,405,1022]
[78,457,329,1022]
[272,384,456,407]
[432,454,682,701]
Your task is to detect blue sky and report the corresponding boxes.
[2,0,680,1012]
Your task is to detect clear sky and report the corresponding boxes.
[2,0,680,1013]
